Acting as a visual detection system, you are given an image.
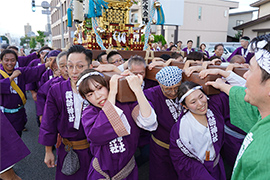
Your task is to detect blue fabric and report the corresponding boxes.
[0,105,24,113]
[87,0,108,18]
[156,6,165,25]
[67,8,73,27]
[156,66,182,86]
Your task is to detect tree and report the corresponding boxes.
[141,34,167,45]
[20,36,31,48]
[234,31,242,41]
[29,37,37,49]
[36,31,46,46]
[1,36,9,44]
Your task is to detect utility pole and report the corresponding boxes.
[32,1,65,48]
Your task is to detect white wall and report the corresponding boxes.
[243,20,270,39]
[259,2,270,17]
[177,0,238,47]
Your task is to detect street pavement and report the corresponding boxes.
[13,92,149,180]
[13,92,55,180]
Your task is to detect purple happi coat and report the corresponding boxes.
[38,79,91,180]
[25,58,43,91]
[170,93,229,180]
[182,47,195,55]
[0,111,30,172]
[144,85,178,180]
[227,47,254,64]
[39,69,54,88]
[144,78,159,90]
[82,101,142,180]
[0,64,46,131]
[210,54,226,62]
[199,50,210,58]
[138,79,159,148]
[36,76,65,116]
[18,52,38,67]
[209,93,246,167]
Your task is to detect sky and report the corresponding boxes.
[0,0,258,39]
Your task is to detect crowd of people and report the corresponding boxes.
[1,33,270,180]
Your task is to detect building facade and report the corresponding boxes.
[131,0,238,48]
[50,0,239,49]
[24,23,32,36]
[50,0,76,48]
[228,10,257,39]
[233,0,270,39]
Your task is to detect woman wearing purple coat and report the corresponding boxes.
[38,45,93,180]
[210,44,226,62]
[0,49,50,136]
[170,81,227,180]
[77,69,157,179]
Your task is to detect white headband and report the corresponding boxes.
[179,86,202,103]
[76,72,104,87]
[248,39,270,74]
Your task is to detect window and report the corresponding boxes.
[198,7,202,20]
[196,36,200,48]
[131,13,138,23]
[236,20,244,26]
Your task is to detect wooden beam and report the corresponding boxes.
[91,50,173,60]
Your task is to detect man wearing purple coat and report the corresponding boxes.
[182,40,195,56]
[38,45,93,180]
[144,66,182,180]
[25,46,53,101]
[36,51,68,122]
[0,111,30,180]
[210,44,227,62]
[0,49,50,136]
[7,45,38,67]
[38,50,61,88]
[227,36,254,64]
[124,55,159,166]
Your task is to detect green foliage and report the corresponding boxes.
[1,36,9,44]
[154,34,166,45]
[141,34,167,45]
[235,31,242,40]
[29,37,37,49]
[20,36,31,47]
[36,31,46,46]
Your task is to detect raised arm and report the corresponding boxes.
[94,64,121,74]
[205,78,232,95]
[199,68,246,87]
[126,74,157,131]
[126,74,151,117]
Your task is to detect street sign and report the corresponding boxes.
[41,1,50,9]
[42,9,51,15]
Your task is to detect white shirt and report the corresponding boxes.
[179,111,216,162]
[225,71,246,87]
[117,64,125,72]
[112,104,157,132]
[73,92,84,130]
